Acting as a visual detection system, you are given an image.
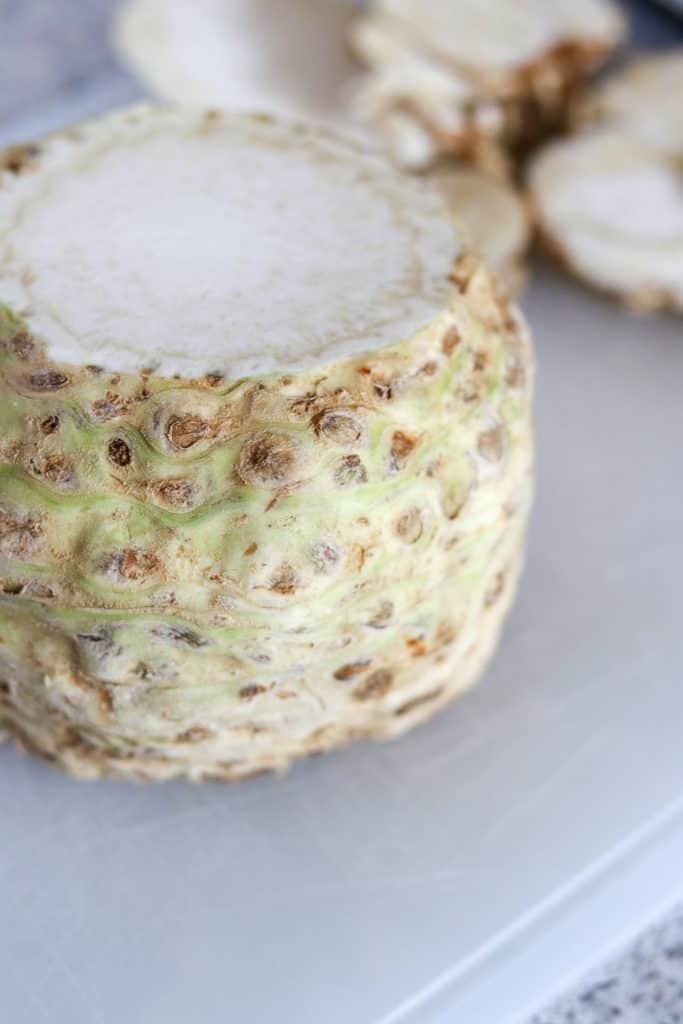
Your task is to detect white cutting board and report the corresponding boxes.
[2,254,683,1023]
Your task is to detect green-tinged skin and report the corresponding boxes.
[0,255,533,781]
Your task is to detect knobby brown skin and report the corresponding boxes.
[0,254,534,782]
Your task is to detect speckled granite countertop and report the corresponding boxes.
[532,905,683,1024]
[1,1,683,1021]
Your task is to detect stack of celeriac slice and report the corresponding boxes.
[530,52,683,311]
[349,0,626,173]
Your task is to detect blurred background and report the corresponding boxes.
[1,0,682,146]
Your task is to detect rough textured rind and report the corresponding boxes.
[529,127,683,312]
[350,0,625,171]
[0,109,534,782]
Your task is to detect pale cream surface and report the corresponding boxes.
[531,128,683,304]
[0,107,458,377]
[582,51,683,151]
[376,0,624,71]
[115,0,358,128]
[432,167,529,280]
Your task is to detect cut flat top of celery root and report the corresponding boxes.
[0,106,458,378]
